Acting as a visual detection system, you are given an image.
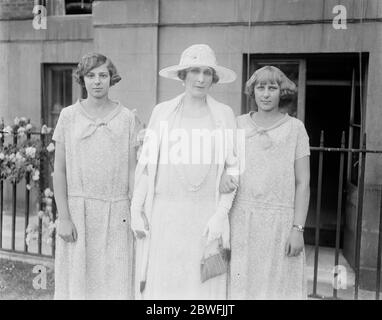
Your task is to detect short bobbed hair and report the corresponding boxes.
[245,66,297,99]
[74,52,121,87]
[177,67,220,84]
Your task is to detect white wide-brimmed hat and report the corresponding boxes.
[159,44,237,84]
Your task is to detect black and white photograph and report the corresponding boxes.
[0,0,382,305]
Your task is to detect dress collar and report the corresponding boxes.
[163,92,227,129]
[76,99,123,140]
[246,111,290,133]
[76,99,123,124]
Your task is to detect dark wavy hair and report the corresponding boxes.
[245,66,297,99]
[177,67,219,84]
[74,53,121,87]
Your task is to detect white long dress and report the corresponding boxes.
[143,110,227,300]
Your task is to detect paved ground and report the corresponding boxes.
[0,258,54,300]
[305,245,378,300]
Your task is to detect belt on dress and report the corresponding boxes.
[234,197,294,210]
[68,193,130,203]
[68,193,131,215]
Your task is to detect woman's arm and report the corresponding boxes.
[128,149,137,201]
[204,108,240,247]
[53,141,77,242]
[130,172,149,239]
[285,155,310,257]
[128,114,141,201]
[130,106,160,239]
[293,155,310,227]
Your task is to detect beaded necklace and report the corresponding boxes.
[171,99,215,192]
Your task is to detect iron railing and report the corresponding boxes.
[1,126,382,299]
[0,127,55,258]
[309,131,382,300]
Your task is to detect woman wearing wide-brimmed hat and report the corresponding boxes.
[131,44,239,299]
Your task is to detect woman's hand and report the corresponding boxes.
[219,173,238,194]
[136,128,146,160]
[203,213,229,247]
[285,229,304,257]
[57,218,77,243]
[137,128,146,144]
[131,211,149,239]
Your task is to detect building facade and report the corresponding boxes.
[1,0,382,290]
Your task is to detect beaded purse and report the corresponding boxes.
[200,238,230,283]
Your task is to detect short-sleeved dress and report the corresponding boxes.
[52,100,138,300]
[229,112,310,300]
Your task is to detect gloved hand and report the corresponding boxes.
[203,211,230,248]
[131,210,149,239]
[130,173,149,239]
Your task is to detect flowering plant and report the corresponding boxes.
[0,117,56,245]
[26,188,57,246]
[1,141,43,185]
[0,118,54,185]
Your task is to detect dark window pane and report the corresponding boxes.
[351,126,360,185]
[51,70,64,127]
[43,65,78,128]
[353,85,361,125]
[65,0,93,15]
[64,70,72,109]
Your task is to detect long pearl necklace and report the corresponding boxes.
[172,100,214,192]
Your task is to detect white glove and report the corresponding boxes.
[203,211,230,248]
[130,173,149,239]
[130,210,149,239]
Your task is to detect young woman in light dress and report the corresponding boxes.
[53,53,139,299]
[221,66,310,299]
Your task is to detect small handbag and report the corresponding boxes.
[200,238,230,283]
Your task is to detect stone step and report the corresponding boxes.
[305,245,355,286]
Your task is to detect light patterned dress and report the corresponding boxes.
[52,100,137,300]
[229,112,310,300]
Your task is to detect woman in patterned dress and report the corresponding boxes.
[53,53,139,299]
[221,66,310,299]
[130,44,239,299]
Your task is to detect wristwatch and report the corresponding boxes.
[292,224,305,232]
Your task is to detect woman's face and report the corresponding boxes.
[184,67,214,98]
[254,81,280,112]
[84,63,111,99]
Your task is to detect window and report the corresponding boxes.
[65,0,94,15]
[39,0,94,16]
[42,64,84,128]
